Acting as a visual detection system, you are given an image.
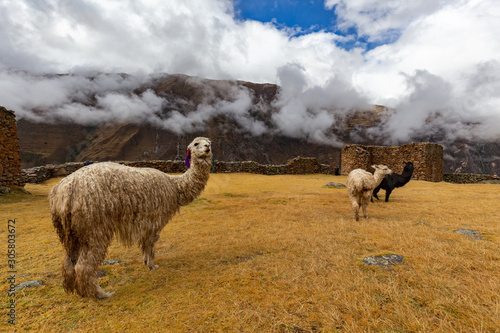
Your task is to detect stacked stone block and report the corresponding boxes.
[0,107,24,187]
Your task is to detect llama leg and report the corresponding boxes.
[372,188,380,200]
[62,255,76,293]
[353,204,359,221]
[348,192,360,221]
[385,189,392,202]
[362,192,372,219]
[141,233,160,271]
[62,237,81,293]
[351,200,360,221]
[74,245,114,299]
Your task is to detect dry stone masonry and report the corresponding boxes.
[17,148,499,185]
[22,157,333,184]
[23,147,497,185]
[0,106,24,187]
[443,173,500,184]
[341,143,444,182]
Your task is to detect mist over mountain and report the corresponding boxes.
[12,71,500,176]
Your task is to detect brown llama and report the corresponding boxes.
[49,137,213,299]
[346,164,392,221]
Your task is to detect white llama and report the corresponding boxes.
[49,137,213,298]
[346,164,392,221]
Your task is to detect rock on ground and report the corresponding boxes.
[362,254,404,268]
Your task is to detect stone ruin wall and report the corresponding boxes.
[341,143,444,182]
[18,142,498,184]
[0,107,24,187]
[21,143,445,184]
[22,157,334,184]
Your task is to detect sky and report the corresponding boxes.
[1,0,500,145]
[235,0,337,35]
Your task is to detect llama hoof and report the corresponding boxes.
[149,264,159,271]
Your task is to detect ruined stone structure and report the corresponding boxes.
[0,106,24,187]
[341,143,443,182]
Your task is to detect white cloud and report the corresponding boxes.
[324,0,449,42]
[353,0,500,100]
[272,63,368,145]
[0,0,359,84]
[0,71,148,121]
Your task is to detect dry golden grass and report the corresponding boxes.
[1,173,499,332]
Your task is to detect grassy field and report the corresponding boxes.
[1,173,499,332]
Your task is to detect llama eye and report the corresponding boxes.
[194,143,198,146]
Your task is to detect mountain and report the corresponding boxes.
[16,73,500,175]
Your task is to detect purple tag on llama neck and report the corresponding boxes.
[185,149,191,168]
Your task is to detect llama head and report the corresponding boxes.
[187,137,212,160]
[371,164,392,175]
[403,161,414,171]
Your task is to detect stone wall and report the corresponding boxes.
[443,173,500,184]
[341,143,444,182]
[22,157,333,184]
[22,149,498,185]
[0,106,24,187]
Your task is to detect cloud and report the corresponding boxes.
[324,0,448,43]
[154,84,268,136]
[1,0,238,75]
[272,63,369,145]
[0,0,359,84]
[354,0,500,101]
[377,69,456,143]
[1,70,269,136]
[373,62,500,144]
[0,71,149,122]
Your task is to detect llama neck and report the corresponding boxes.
[372,170,386,188]
[176,156,211,206]
[402,168,414,179]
